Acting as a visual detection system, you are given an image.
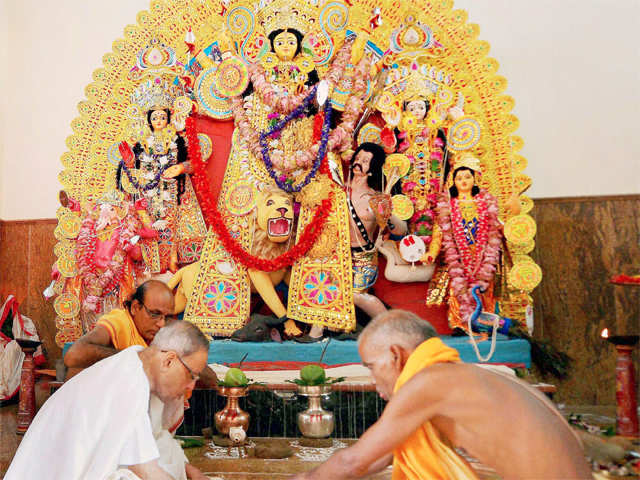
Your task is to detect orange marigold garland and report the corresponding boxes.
[186,116,333,272]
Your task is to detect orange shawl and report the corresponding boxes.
[392,338,479,480]
[96,308,147,350]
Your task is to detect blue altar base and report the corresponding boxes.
[64,335,530,368]
[209,334,531,368]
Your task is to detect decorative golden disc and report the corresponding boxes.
[194,66,233,120]
[448,117,482,152]
[58,213,82,239]
[508,261,542,292]
[54,293,81,319]
[225,180,256,216]
[173,96,193,115]
[214,56,250,98]
[392,195,414,221]
[509,239,535,254]
[357,123,382,146]
[504,214,537,244]
[519,195,534,214]
[57,256,78,278]
[383,154,411,178]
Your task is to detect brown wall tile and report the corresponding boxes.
[0,220,60,364]
[531,195,640,405]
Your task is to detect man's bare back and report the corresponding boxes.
[293,311,591,480]
[423,363,590,479]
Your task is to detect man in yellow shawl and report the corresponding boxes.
[65,279,217,385]
[293,310,591,479]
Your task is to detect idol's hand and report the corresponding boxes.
[162,164,185,179]
[448,106,464,121]
[118,141,135,167]
[421,253,435,264]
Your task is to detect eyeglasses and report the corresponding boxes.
[162,350,200,381]
[142,302,167,321]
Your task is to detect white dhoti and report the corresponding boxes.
[149,394,189,480]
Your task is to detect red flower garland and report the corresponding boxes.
[186,117,333,272]
[450,195,490,283]
[437,190,502,322]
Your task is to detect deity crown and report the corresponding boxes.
[97,190,125,206]
[131,76,176,113]
[453,155,482,173]
[403,69,433,103]
[256,0,317,36]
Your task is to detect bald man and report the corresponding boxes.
[293,310,591,480]
[65,280,174,376]
[64,280,216,385]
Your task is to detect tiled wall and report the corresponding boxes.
[0,219,59,361]
[531,195,640,404]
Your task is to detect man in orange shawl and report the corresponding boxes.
[65,279,217,385]
[294,310,591,479]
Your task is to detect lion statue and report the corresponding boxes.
[168,188,303,336]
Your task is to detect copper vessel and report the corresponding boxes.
[297,385,334,439]
[214,386,250,436]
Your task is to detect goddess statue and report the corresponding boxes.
[116,41,207,276]
[428,156,502,332]
[379,65,463,251]
[180,0,378,338]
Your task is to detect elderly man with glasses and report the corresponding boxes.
[63,280,217,480]
[6,321,212,480]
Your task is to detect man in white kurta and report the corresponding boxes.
[5,321,210,480]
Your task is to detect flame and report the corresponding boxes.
[601,328,609,339]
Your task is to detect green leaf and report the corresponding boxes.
[176,437,204,449]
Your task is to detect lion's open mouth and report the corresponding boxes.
[267,217,292,236]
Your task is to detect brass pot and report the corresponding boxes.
[297,385,334,439]
[214,386,250,436]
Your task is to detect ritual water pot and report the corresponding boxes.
[215,386,250,436]
[297,385,334,439]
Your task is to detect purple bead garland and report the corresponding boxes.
[258,85,332,193]
[119,159,169,192]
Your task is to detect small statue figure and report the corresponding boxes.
[74,191,144,329]
[117,40,206,276]
[429,156,502,332]
[347,143,407,319]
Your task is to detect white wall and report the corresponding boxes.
[454,0,640,198]
[0,0,148,220]
[0,0,9,217]
[0,0,638,219]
